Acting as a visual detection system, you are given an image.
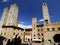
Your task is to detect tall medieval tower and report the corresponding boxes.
[0,4,19,39]
[32,18,37,41]
[0,7,9,33]
[42,2,50,25]
[6,4,18,26]
[0,7,9,26]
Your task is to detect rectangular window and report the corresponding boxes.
[38,29,40,31]
[42,33,43,36]
[58,27,60,31]
[52,28,55,31]
[47,28,49,31]
[41,29,43,31]
[38,33,40,36]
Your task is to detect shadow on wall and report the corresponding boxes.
[0,36,6,45]
[0,35,30,45]
[6,35,21,45]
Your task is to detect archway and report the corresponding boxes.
[53,34,60,43]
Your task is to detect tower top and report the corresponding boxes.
[10,4,18,8]
[42,2,47,6]
[42,0,50,25]
[42,0,47,6]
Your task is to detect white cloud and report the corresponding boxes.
[3,0,7,2]
[18,24,32,29]
[38,19,44,22]
[2,0,9,2]
[20,22,25,24]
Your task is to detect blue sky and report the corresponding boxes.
[0,0,60,28]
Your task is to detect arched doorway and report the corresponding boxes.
[53,34,60,43]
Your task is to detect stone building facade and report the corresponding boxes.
[25,28,32,42]
[0,4,24,43]
[0,2,60,45]
[24,2,60,45]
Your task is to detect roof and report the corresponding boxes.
[2,25,24,30]
[36,24,44,27]
[25,28,32,31]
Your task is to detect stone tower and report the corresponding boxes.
[32,18,37,41]
[6,4,18,26]
[42,2,50,25]
[0,7,9,26]
[0,7,9,33]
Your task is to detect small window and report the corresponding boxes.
[34,38,36,39]
[38,29,40,31]
[38,38,40,39]
[31,39,32,41]
[34,35,35,36]
[26,38,27,40]
[38,33,40,36]
[58,27,60,31]
[52,28,55,31]
[44,3,45,5]
[17,33,19,35]
[47,28,49,31]
[42,33,43,36]
[41,29,43,31]
[13,32,15,35]
[45,19,48,24]
[28,39,30,41]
